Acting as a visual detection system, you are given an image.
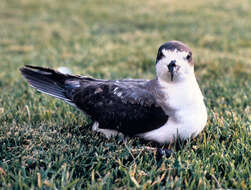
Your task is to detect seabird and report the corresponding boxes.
[20,41,207,145]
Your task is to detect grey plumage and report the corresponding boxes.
[20,65,168,136]
[20,41,207,144]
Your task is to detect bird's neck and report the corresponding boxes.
[156,75,205,114]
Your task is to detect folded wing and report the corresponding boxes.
[73,81,168,135]
[20,65,168,136]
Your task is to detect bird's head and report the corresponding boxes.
[155,41,194,83]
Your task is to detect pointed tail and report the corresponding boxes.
[20,65,80,103]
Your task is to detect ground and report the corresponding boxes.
[0,0,250,189]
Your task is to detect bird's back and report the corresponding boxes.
[20,65,168,136]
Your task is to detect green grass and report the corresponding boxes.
[0,0,250,189]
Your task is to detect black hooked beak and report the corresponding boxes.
[167,60,176,81]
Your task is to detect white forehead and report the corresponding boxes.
[162,49,188,60]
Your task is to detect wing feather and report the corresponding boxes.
[72,81,168,135]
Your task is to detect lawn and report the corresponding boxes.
[0,0,250,189]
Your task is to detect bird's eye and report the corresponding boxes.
[186,53,192,61]
[158,51,164,59]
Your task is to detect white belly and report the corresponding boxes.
[139,103,208,144]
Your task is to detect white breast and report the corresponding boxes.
[139,76,207,144]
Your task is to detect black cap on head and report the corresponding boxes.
[156,41,192,64]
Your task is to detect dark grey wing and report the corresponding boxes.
[72,81,168,136]
[20,65,168,135]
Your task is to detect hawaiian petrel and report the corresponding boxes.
[20,41,207,144]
